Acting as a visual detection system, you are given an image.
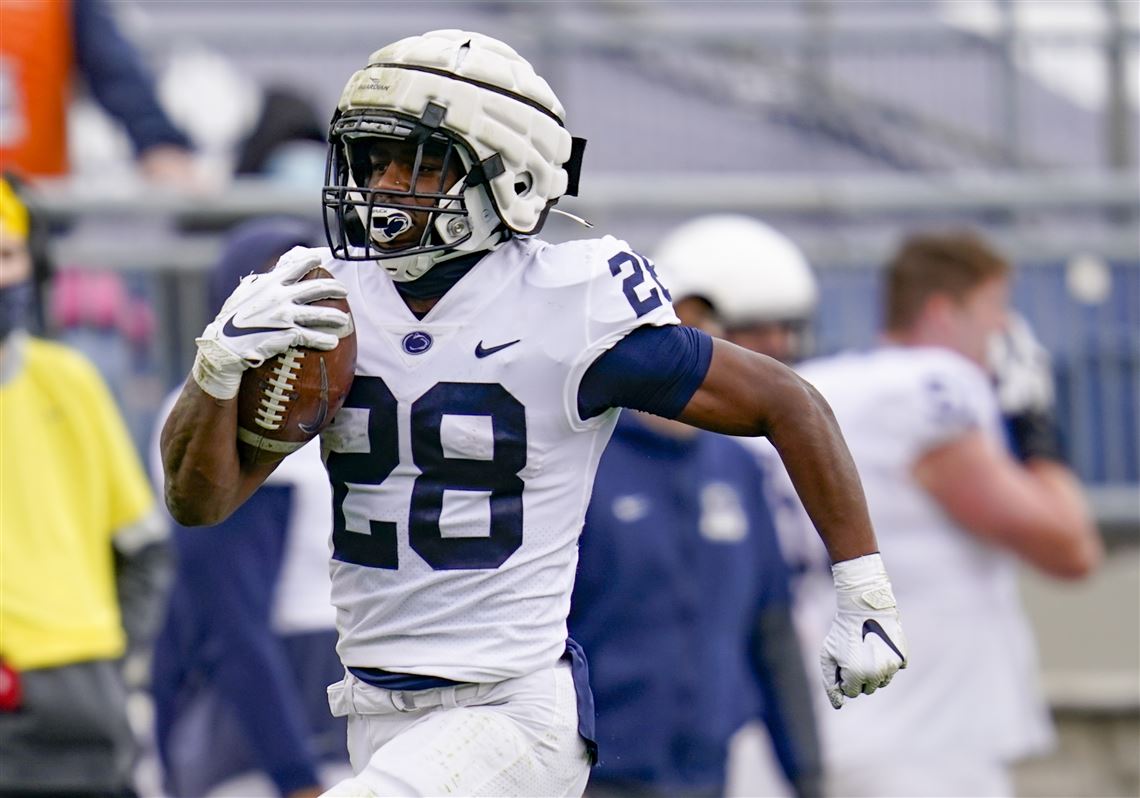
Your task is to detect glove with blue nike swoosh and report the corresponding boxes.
[820,552,908,709]
[192,248,351,400]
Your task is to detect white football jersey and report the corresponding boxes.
[316,236,678,682]
[749,346,1053,763]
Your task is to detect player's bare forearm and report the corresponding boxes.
[161,377,278,526]
[1024,460,1102,577]
[678,338,877,563]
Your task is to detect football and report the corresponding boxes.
[236,266,357,463]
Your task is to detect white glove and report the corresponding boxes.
[820,553,908,709]
[988,312,1055,416]
[192,247,352,400]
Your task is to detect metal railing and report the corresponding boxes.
[36,169,1140,266]
[28,172,1140,514]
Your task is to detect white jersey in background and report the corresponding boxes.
[750,346,1053,770]
[318,235,678,683]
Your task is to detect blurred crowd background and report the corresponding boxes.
[4,1,1138,796]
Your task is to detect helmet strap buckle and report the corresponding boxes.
[465,154,505,189]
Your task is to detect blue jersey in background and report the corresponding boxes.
[569,413,820,796]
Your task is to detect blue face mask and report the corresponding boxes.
[0,280,33,341]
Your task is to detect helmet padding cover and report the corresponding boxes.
[337,30,576,235]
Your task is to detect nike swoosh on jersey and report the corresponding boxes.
[861,619,907,664]
[223,317,291,337]
[299,357,329,435]
[474,339,521,358]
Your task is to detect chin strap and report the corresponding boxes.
[380,217,506,284]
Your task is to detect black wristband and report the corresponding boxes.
[1004,410,1065,463]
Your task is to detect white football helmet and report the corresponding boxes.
[651,214,819,328]
[322,29,586,281]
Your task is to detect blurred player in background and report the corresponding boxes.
[652,215,820,368]
[233,86,329,189]
[652,215,826,798]
[569,285,822,798]
[161,30,907,796]
[148,218,350,798]
[763,231,1103,797]
[0,176,171,796]
[0,0,196,184]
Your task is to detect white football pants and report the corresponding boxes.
[322,660,591,797]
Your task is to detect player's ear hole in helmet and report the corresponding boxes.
[322,30,586,283]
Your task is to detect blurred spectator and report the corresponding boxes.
[50,267,159,449]
[645,215,824,798]
[234,85,328,189]
[569,266,822,797]
[0,175,171,796]
[2,0,198,452]
[0,174,54,333]
[148,218,349,798]
[0,0,197,185]
[763,230,1103,797]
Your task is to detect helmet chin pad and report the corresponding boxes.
[433,162,501,250]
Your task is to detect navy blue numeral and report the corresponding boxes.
[328,376,400,568]
[923,375,969,427]
[410,383,526,569]
[328,379,526,571]
[639,254,672,302]
[608,251,671,317]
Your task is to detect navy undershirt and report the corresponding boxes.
[394,251,485,302]
[578,324,714,420]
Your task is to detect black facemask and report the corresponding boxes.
[0,280,33,342]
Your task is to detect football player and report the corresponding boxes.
[653,214,820,365]
[757,232,1102,796]
[161,30,907,797]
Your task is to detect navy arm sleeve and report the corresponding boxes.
[578,324,713,420]
[72,0,193,155]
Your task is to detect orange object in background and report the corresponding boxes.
[0,0,75,178]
